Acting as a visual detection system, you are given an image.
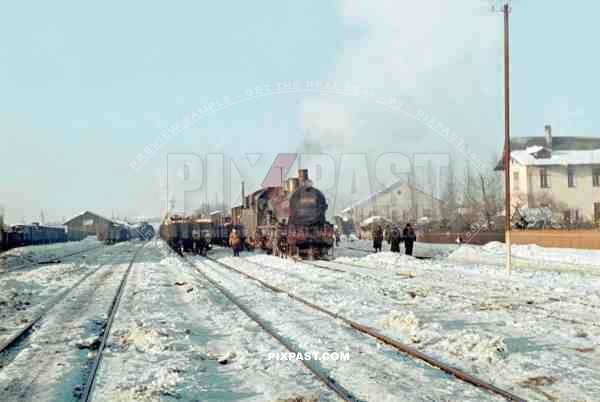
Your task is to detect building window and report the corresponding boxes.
[594,202,600,226]
[539,168,550,188]
[567,166,576,188]
[513,172,520,191]
[83,219,94,226]
[593,168,600,187]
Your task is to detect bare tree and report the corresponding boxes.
[407,167,419,222]
[460,155,504,230]
[193,202,229,219]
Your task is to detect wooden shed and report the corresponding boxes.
[63,211,114,240]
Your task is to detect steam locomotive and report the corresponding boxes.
[158,169,333,259]
[232,169,334,259]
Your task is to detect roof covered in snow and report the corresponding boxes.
[63,210,114,226]
[360,215,391,227]
[339,177,443,213]
[511,149,600,166]
[496,136,600,170]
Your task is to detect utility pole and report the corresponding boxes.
[494,0,512,274]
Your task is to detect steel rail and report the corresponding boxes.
[4,244,106,274]
[204,255,528,402]
[342,246,431,260]
[181,255,363,402]
[0,255,113,356]
[336,248,600,323]
[314,259,416,278]
[81,243,145,402]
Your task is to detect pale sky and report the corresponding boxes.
[1,0,599,223]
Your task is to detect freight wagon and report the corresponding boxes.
[159,216,212,255]
[96,222,131,244]
[7,223,67,247]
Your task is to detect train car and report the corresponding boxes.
[237,169,334,259]
[1,226,9,251]
[333,215,356,236]
[131,222,155,240]
[159,216,212,255]
[5,223,67,247]
[96,222,130,244]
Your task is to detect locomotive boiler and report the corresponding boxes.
[235,169,334,259]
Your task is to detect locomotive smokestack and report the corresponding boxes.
[298,169,309,185]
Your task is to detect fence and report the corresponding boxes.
[418,231,504,245]
[511,230,600,249]
[419,230,600,249]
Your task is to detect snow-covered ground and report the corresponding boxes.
[0,242,132,347]
[339,239,459,258]
[0,241,140,401]
[2,239,599,401]
[0,237,102,273]
[209,245,600,402]
[93,240,335,402]
[448,241,600,273]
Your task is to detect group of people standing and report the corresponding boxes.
[372,223,417,256]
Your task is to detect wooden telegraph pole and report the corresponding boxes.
[492,0,512,274]
[500,1,512,274]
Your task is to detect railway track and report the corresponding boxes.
[196,254,528,402]
[0,242,145,401]
[0,259,108,359]
[1,244,106,274]
[81,243,145,402]
[179,253,362,402]
[339,246,432,260]
[331,248,600,325]
[302,257,600,329]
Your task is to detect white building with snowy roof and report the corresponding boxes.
[339,178,443,228]
[496,125,600,225]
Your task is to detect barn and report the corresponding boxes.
[63,211,114,241]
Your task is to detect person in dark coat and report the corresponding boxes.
[384,224,392,245]
[372,225,383,252]
[229,229,242,257]
[390,225,401,252]
[403,223,416,256]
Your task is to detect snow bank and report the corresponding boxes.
[449,241,600,270]
[379,311,420,331]
[0,237,102,272]
[431,330,508,365]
